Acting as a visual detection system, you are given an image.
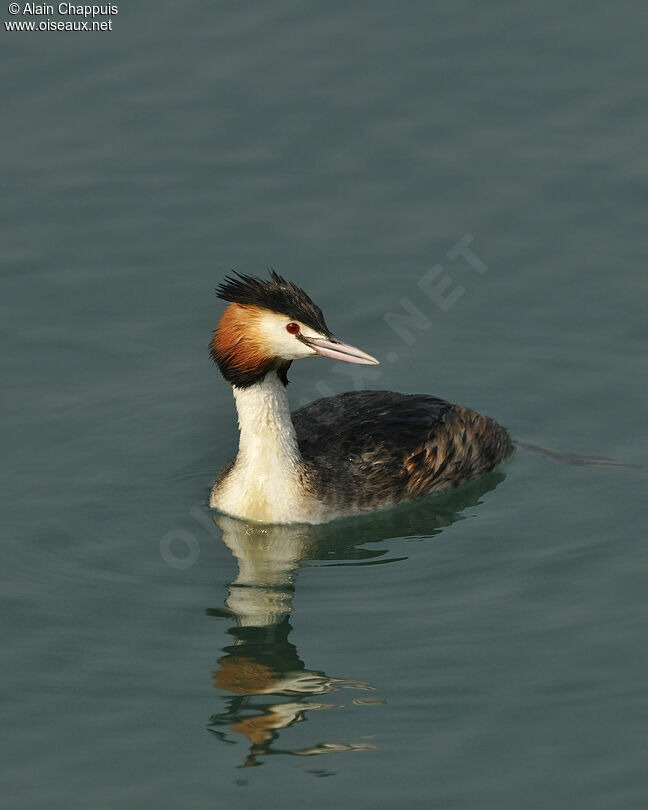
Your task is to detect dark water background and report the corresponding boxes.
[2,2,647,808]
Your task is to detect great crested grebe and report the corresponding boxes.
[208,271,514,525]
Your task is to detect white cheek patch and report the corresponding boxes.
[256,311,325,359]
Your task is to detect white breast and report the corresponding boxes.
[210,373,330,524]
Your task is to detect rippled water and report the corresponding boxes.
[3,1,647,808]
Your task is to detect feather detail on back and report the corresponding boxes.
[292,391,514,514]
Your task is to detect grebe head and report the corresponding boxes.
[210,271,379,387]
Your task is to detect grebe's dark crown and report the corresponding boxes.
[216,270,332,337]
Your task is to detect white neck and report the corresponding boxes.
[211,371,324,523]
[233,371,301,470]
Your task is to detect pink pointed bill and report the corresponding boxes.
[307,337,380,365]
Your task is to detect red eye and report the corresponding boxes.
[286,322,300,334]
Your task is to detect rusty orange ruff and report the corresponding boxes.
[212,303,278,378]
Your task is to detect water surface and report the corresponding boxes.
[2,1,647,808]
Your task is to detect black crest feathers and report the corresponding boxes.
[216,270,332,337]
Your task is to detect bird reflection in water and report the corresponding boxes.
[207,472,505,767]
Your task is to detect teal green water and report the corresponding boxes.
[2,2,647,808]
